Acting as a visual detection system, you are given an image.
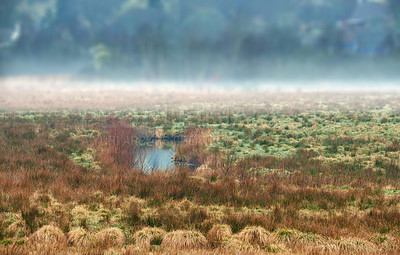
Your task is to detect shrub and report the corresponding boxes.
[103,117,138,169]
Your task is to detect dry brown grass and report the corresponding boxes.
[3,213,27,238]
[145,249,265,255]
[219,237,260,253]
[329,237,378,254]
[70,205,90,228]
[120,245,143,254]
[67,227,94,249]
[27,225,66,254]
[273,228,325,247]
[0,238,28,255]
[94,227,125,249]
[161,230,208,250]
[2,91,400,254]
[237,226,275,248]
[133,227,166,250]
[194,164,216,179]
[206,224,232,247]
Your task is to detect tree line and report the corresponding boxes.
[1,0,400,78]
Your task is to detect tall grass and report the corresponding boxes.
[1,102,400,254]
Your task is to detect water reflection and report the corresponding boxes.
[135,140,178,172]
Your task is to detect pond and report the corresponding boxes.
[134,140,178,172]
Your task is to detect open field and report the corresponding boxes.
[1,79,400,254]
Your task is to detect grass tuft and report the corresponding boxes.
[161,230,208,250]
[237,226,275,248]
[67,227,94,249]
[207,224,232,247]
[27,225,66,254]
[133,227,166,250]
[94,227,125,249]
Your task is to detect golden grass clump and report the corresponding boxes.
[237,226,274,248]
[133,227,166,250]
[161,230,208,250]
[0,237,29,255]
[369,234,398,253]
[29,192,64,214]
[4,213,27,238]
[273,228,326,249]
[71,205,90,228]
[178,198,194,211]
[28,225,66,244]
[219,237,258,253]
[120,245,143,254]
[27,225,66,253]
[207,224,232,247]
[67,227,94,248]
[222,237,287,254]
[330,237,377,254]
[94,227,125,249]
[194,164,215,179]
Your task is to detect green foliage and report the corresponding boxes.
[0,0,21,27]
[92,44,113,72]
[0,239,12,245]
[70,148,100,170]
[3,0,399,79]
[389,0,400,31]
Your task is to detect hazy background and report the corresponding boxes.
[1,0,400,83]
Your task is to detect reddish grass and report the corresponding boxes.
[1,102,400,253]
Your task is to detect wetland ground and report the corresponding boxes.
[1,77,400,254]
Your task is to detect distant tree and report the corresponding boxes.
[298,0,357,23]
[388,0,400,49]
[389,0,400,29]
[53,0,125,41]
[79,0,125,30]
[389,0,400,14]
[149,0,163,10]
[53,0,80,36]
[0,0,22,28]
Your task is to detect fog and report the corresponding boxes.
[1,0,400,88]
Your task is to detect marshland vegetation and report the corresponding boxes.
[1,91,400,254]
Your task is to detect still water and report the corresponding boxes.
[134,140,177,172]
